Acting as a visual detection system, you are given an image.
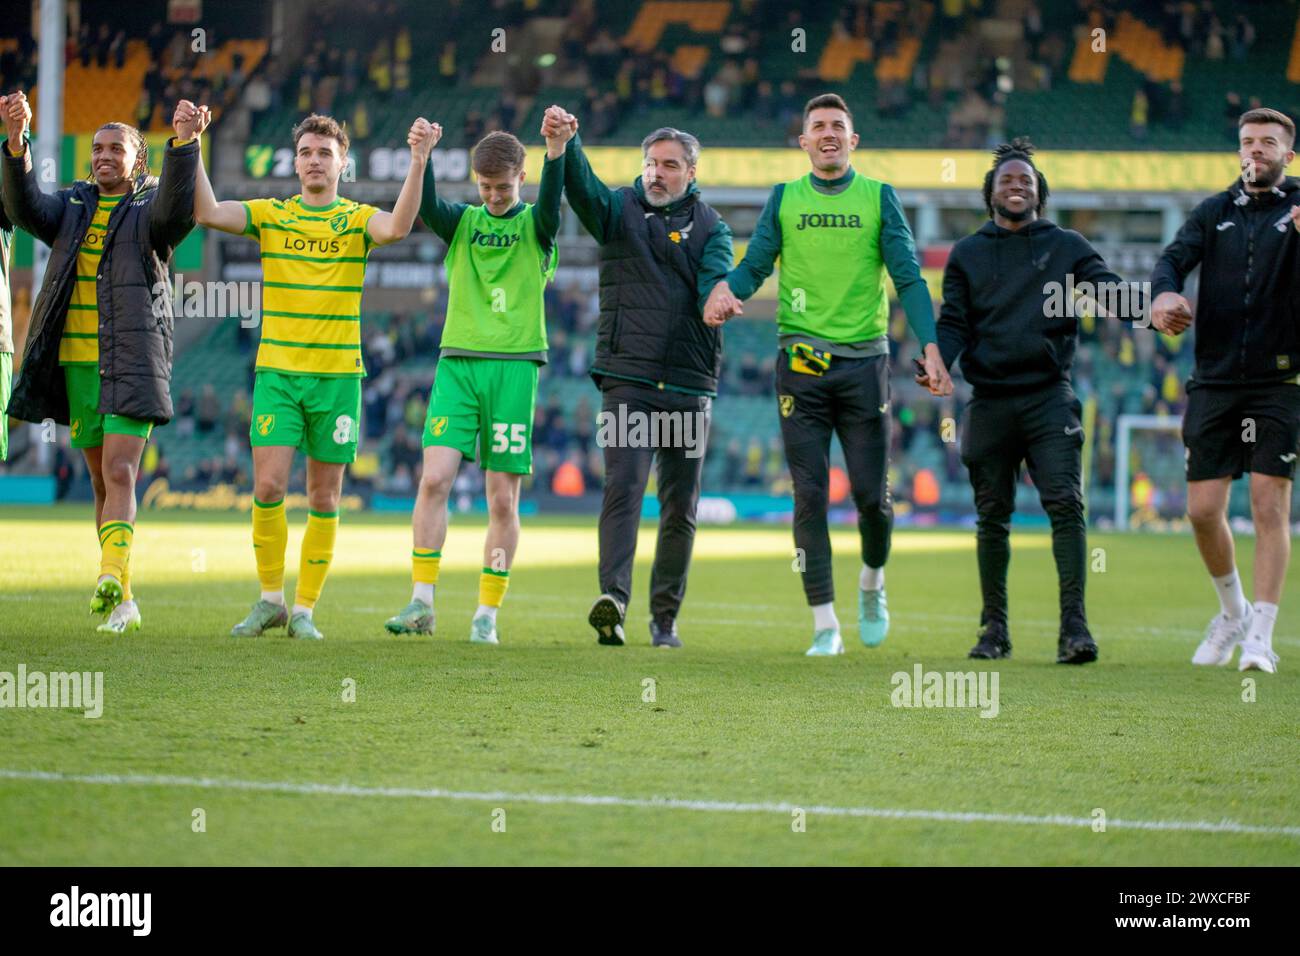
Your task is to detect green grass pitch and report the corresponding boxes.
[0,505,1296,865]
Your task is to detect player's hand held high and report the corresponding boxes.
[408,117,439,165]
[2,90,32,154]
[1151,290,1193,335]
[541,105,576,158]
[173,100,210,141]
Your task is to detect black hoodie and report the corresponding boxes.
[938,218,1133,396]
[1151,176,1300,386]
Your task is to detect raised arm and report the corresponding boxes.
[559,130,620,243]
[534,105,573,253]
[148,100,203,252]
[367,117,436,246]
[0,91,65,247]
[192,105,251,236]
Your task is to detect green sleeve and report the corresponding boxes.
[533,151,564,254]
[419,161,468,243]
[726,184,782,300]
[563,134,621,243]
[696,218,735,313]
[879,184,935,347]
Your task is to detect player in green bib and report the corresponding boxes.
[384,116,570,644]
[705,94,953,657]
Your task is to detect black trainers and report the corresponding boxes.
[1057,628,1099,664]
[588,594,626,646]
[968,622,1011,659]
[650,616,682,648]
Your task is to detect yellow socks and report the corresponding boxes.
[478,567,509,611]
[122,557,133,602]
[252,498,288,594]
[294,509,339,610]
[98,521,133,583]
[412,549,440,604]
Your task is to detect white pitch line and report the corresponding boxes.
[1,768,1297,838]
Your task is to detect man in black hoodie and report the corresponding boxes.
[919,138,1139,664]
[1151,107,1300,675]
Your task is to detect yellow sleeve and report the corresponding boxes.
[242,198,274,239]
[356,202,381,249]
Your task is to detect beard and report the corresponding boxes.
[644,183,686,207]
[994,202,1032,222]
[1243,157,1286,188]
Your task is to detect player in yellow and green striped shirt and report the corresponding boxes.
[194,111,436,640]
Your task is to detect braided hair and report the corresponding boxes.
[981,137,1049,218]
[89,122,149,183]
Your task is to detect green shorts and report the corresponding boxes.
[251,369,362,463]
[424,356,539,474]
[1,352,10,461]
[63,363,153,449]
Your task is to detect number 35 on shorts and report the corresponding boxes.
[491,422,526,453]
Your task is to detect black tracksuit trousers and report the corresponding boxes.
[597,382,712,620]
[777,353,893,606]
[960,382,1088,630]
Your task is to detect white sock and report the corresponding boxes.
[1212,571,1247,619]
[262,590,285,606]
[412,583,434,605]
[292,604,312,618]
[860,565,885,591]
[1248,602,1278,645]
[812,602,838,632]
[476,604,498,622]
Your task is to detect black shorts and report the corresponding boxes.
[1183,381,1300,481]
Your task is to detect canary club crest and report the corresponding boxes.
[329,213,348,234]
[779,394,795,418]
[256,414,276,436]
[70,418,82,439]
[430,416,449,437]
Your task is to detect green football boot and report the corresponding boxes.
[96,601,142,635]
[230,599,289,637]
[469,614,499,645]
[384,599,435,635]
[89,576,123,616]
[288,612,324,641]
[859,588,890,647]
[805,628,845,656]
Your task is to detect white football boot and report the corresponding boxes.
[1191,607,1250,666]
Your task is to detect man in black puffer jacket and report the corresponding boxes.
[1,91,200,634]
[546,108,733,648]
[922,138,1143,666]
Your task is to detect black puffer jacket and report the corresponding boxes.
[1,135,198,425]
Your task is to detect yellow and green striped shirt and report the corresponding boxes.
[244,195,379,377]
[60,193,122,365]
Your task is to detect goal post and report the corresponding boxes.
[1114,414,1183,530]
